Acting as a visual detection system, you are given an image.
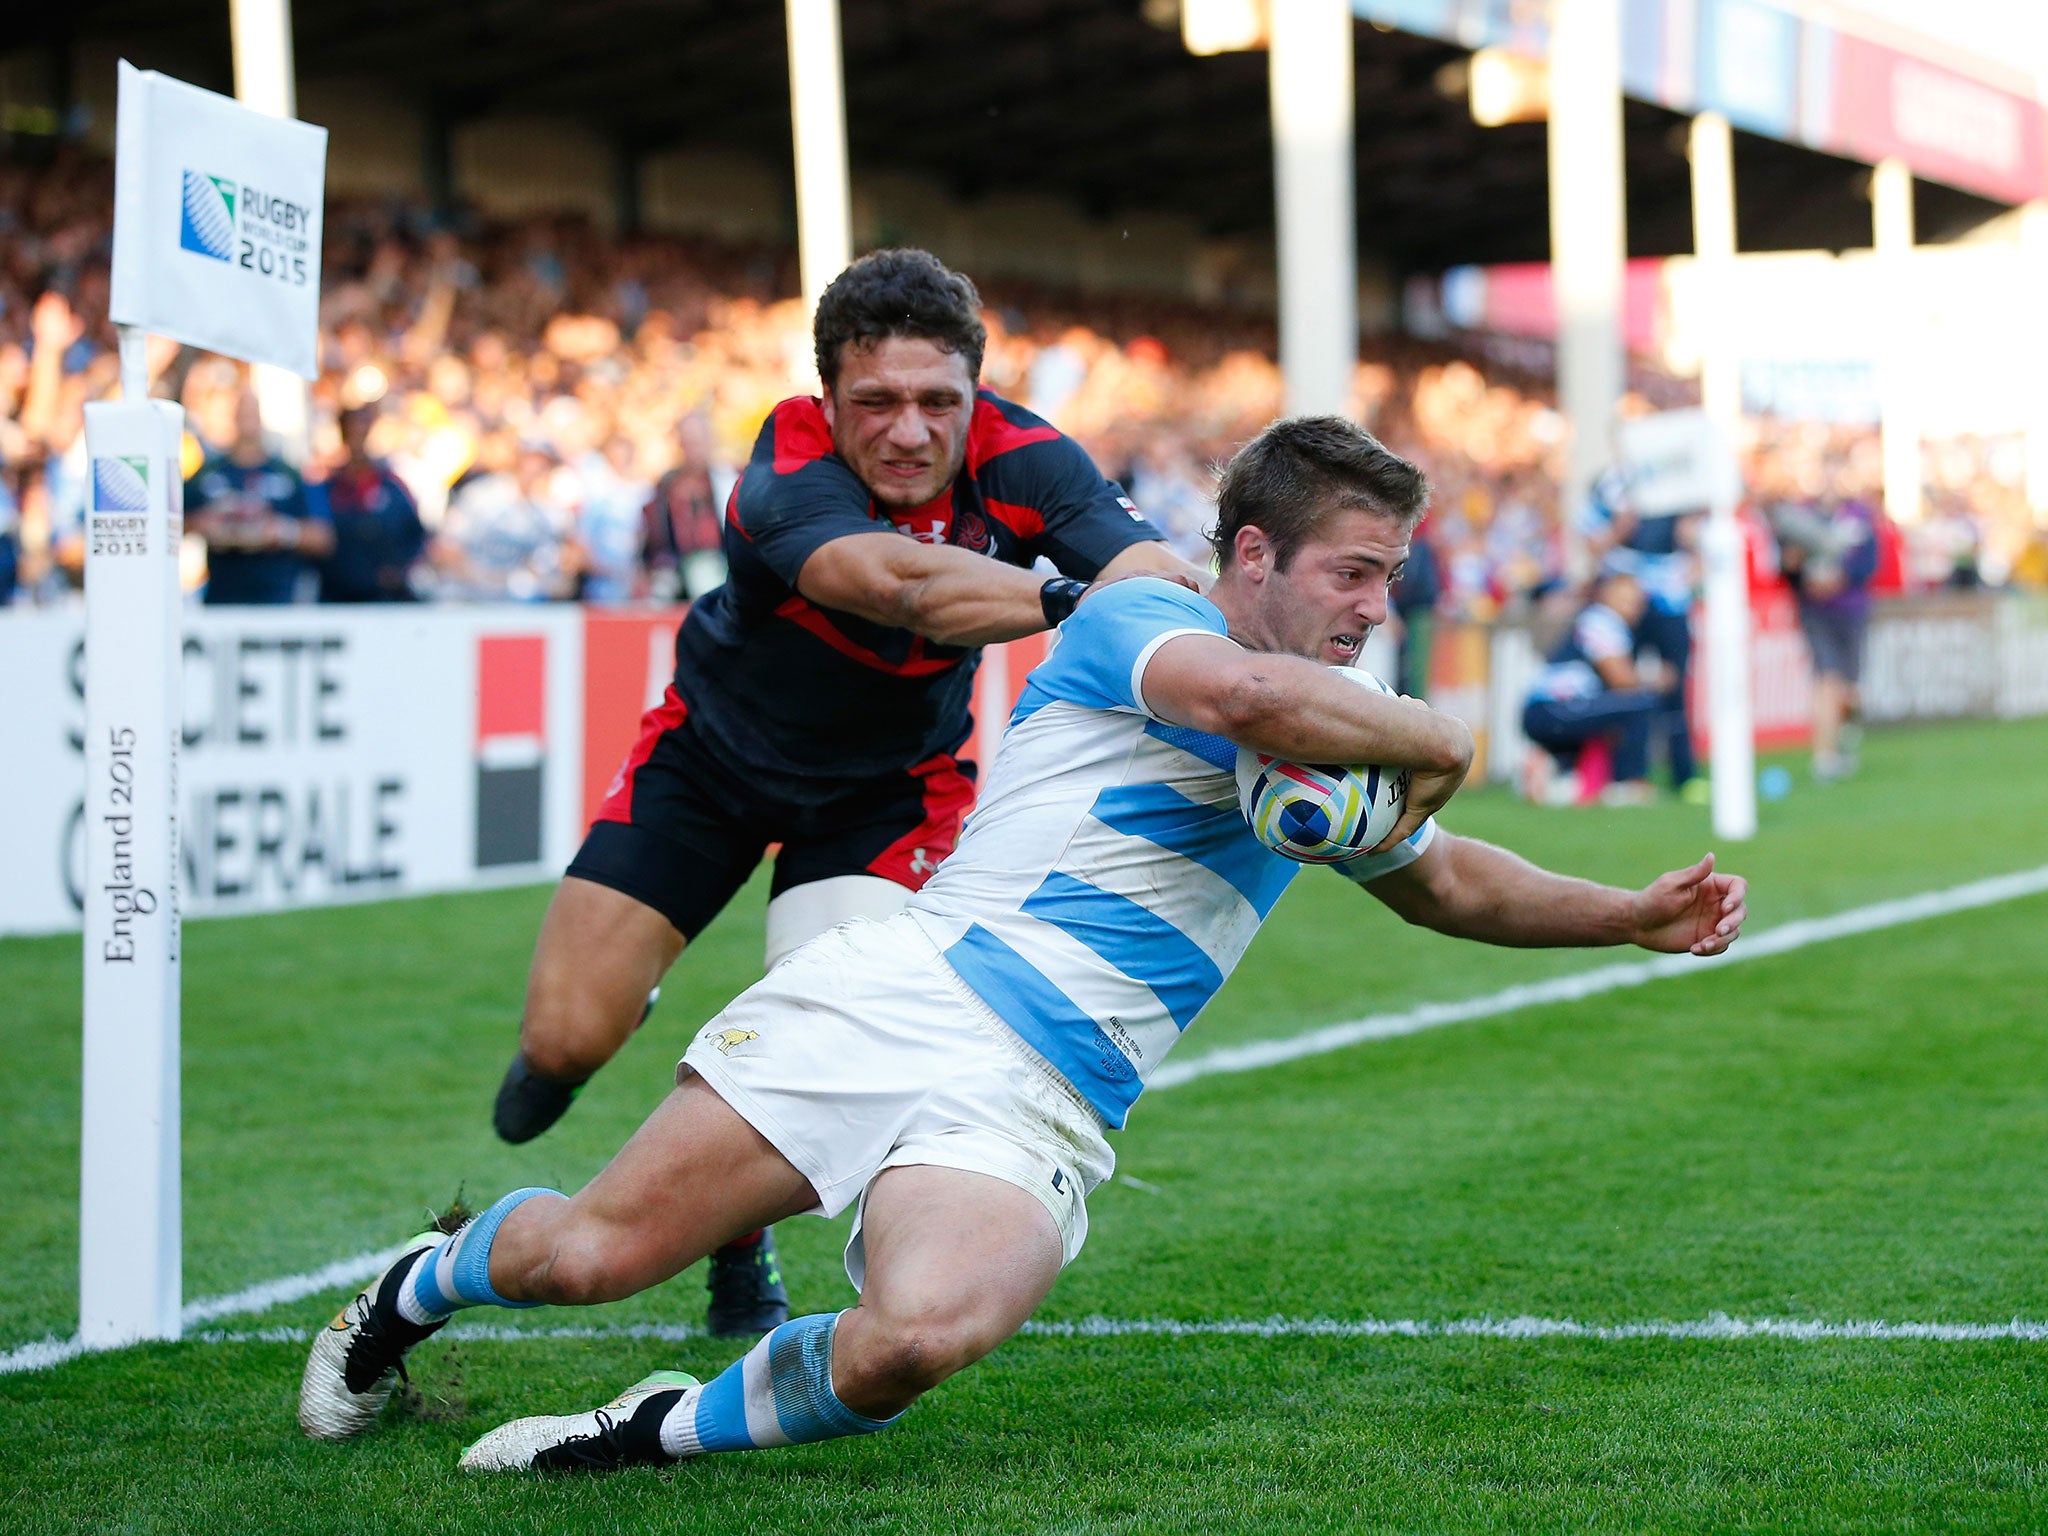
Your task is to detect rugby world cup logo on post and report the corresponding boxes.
[179,169,237,262]
[92,456,150,512]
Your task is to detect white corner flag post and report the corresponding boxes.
[81,60,324,1349]
[78,344,187,1347]
[1689,110,1756,841]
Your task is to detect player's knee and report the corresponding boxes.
[846,1307,1004,1399]
[531,1228,642,1308]
[515,1018,599,1083]
[517,983,626,1080]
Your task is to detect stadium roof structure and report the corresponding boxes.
[24,0,2039,272]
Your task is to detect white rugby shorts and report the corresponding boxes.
[679,910,1115,1289]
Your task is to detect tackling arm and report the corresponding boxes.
[797,534,1197,649]
[797,532,1063,647]
[1364,832,1747,956]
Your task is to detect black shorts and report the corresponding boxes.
[566,686,979,939]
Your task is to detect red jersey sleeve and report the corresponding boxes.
[728,397,883,586]
[970,393,1167,578]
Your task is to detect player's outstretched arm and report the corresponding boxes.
[1142,633,1473,778]
[1365,836,1748,956]
[798,532,1067,646]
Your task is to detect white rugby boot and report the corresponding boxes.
[460,1371,700,1472]
[298,1231,449,1440]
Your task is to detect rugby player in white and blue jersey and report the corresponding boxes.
[297,418,1749,1472]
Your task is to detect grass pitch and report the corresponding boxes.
[5,717,2047,1534]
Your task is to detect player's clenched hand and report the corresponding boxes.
[1367,697,1470,855]
[1627,852,1747,956]
[1368,759,1461,854]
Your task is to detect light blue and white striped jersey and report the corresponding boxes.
[906,578,1435,1128]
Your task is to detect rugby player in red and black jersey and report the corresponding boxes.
[491,249,1207,1335]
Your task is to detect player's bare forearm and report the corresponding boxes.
[1371,835,1747,956]
[1369,833,1634,947]
[899,539,1205,643]
[1171,645,1473,775]
[798,533,1053,646]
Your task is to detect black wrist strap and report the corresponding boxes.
[1040,577,1089,627]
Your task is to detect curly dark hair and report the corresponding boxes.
[1210,416,1430,570]
[813,249,987,388]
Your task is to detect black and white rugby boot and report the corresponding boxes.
[298,1232,449,1440]
[705,1227,790,1337]
[460,1371,698,1472]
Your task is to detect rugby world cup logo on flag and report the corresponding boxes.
[92,456,151,512]
[474,635,547,868]
[178,169,237,262]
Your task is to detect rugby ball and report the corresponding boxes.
[1235,668,1410,864]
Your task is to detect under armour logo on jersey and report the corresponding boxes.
[900,519,949,545]
[909,847,937,876]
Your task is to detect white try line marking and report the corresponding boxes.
[9,861,2048,1378]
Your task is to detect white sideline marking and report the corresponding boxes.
[9,862,2048,1378]
[1149,863,2048,1091]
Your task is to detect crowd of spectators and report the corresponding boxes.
[3,143,2042,617]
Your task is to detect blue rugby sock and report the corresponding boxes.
[659,1312,896,1458]
[397,1186,557,1323]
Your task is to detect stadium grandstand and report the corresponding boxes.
[3,0,2044,617]
[6,1,2048,1527]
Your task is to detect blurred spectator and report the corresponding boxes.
[641,413,728,600]
[185,387,333,603]
[1578,463,1700,793]
[1923,489,1983,589]
[2011,527,2048,589]
[1772,489,1877,782]
[574,434,651,604]
[1122,427,1215,567]
[1390,510,1441,698]
[317,404,426,601]
[0,474,18,604]
[430,438,581,601]
[1520,570,1660,807]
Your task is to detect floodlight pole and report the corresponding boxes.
[231,0,310,462]
[1690,111,1756,841]
[1546,0,1627,579]
[1870,157,1920,526]
[786,0,852,347]
[1268,0,1356,418]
